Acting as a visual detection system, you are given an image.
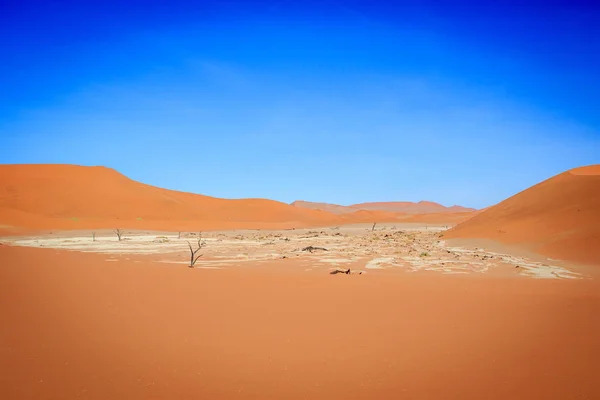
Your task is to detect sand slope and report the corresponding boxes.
[401,211,475,225]
[0,164,342,231]
[339,209,402,223]
[445,165,600,265]
[291,200,358,214]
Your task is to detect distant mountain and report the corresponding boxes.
[349,201,476,214]
[290,201,358,215]
[291,200,476,214]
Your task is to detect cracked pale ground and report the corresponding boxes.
[1,223,582,279]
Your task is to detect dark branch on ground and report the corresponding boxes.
[302,246,328,253]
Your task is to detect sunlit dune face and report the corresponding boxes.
[569,165,600,176]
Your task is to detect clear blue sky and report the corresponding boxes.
[1,0,599,209]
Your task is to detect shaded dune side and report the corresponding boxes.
[444,165,600,265]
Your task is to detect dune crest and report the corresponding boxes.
[569,165,600,176]
[292,199,475,214]
[1,164,473,232]
[0,164,342,231]
[445,165,600,265]
[350,201,475,214]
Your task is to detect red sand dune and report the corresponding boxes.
[0,164,344,231]
[402,211,476,225]
[349,200,476,214]
[335,210,475,225]
[1,245,599,399]
[292,202,477,225]
[0,164,477,232]
[291,200,358,215]
[339,209,404,223]
[293,199,475,214]
[445,165,600,265]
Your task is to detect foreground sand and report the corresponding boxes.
[1,226,599,399]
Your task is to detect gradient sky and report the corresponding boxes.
[1,0,599,209]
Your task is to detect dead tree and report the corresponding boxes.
[178,231,182,239]
[114,228,124,241]
[92,232,96,242]
[372,222,377,231]
[187,238,205,268]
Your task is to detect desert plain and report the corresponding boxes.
[1,164,599,399]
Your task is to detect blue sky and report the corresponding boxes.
[1,0,599,208]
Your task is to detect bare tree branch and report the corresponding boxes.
[187,235,206,267]
[302,246,328,253]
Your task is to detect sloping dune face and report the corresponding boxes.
[0,164,342,231]
[402,211,475,224]
[339,209,402,223]
[445,165,600,265]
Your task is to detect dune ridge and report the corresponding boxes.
[445,165,600,265]
[0,164,341,231]
[1,164,471,233]
[292,199,475,214]
[350,200,475,214]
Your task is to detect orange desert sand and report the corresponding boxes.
[0,165,472,235]
[1,164,599,399]
[445,165,600,266]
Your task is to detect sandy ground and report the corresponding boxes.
[1,223,599,399]
[0,223,587,279]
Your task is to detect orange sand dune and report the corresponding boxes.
[336,209,476,225]
[445,165,600,265]
[401,211,476,225]
[349,200,476,214]
[339,209,404,223]
[291,200,358,214]
[0,164,342,231]
[0,164,476,232]
[293,199,476,215]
